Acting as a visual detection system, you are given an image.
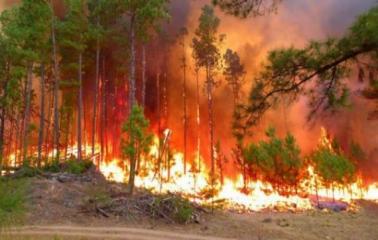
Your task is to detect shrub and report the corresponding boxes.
[42,160,61,173]
[65,159,94,175]
[174,198,194,224]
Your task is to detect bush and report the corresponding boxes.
[42,160,61,173]
[65,159,94,175]
[174,198,194,224]
[0,178,28,227]
[152,195,194,224]
[13,160,41,178]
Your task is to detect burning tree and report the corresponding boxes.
[244,127,304,194]
[192,5,224,194]
[311,130,357,202]
[223,49,245,106]
[312,147,356,201]
[223,48,248,189]
[121,104,153,195]
[178,27,189,174]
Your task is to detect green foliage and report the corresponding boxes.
[118,0,170,42]
[239,6,378,133]
[122,104,153,159]
[312,147,356,186]
[223,49,245,103]
[65,159,94,175]
[192,5,224,71]
[13,160,41,178]
[244,127,304,192]
[152,195,194,224]
[42,160,61,173]
[122,104,153,193]
[0,178,28,227]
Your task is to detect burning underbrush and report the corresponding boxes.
[3,127,378,214]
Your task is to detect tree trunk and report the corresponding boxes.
[141,44,146,108]
[157,73,161,177]
[129,15,136,111]
[91,22,100,163]
[196,69,201,173]
[64,112,71,161]
[0,63,10,173]
[44,84,53,157]
[37,64,46,167]
[22,63,34,163]
[127,148,136,195]
[0,107,5,173]
[182,47,187,174]
[77,53,83,161]
[51,14,60,161]
[100,58,106,162]
[206,65,215,190]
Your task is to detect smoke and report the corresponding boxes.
[163,0,378,178]
[1,0,377,179]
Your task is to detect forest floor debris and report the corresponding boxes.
[1,170,378,239]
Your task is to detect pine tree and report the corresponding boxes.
[59,0,89,161]
[121,104,153,195]
[192,5,224,193]
[119,0,169,112]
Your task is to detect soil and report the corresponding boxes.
[2,171,378,240]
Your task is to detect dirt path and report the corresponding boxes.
[2,225,236,240]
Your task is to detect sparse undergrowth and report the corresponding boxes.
[0,178,28,227]
[11,158,94,179]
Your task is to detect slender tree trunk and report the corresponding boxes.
[129,15,136,111]
[127,145,136,195]
[196,69,201,173]
[0,63,10,173]
[100,58,106,162]
[64,113,71,161]
[141,44,146,108]
[51,15,60,161]
[157,73,161,177]
[91,22,100,163]
[182,48,188,174]
[22,63,34,163]
[77,53,83,161]
[0,107,5,174]
[45,85,53,158]
[206,65,215,191]
[37,64,46,167]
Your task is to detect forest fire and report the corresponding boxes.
[0,0,377,217]
[96,127,378,212]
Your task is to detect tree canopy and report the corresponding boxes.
[236,6,378,137]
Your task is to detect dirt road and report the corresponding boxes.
[2,225,235,240]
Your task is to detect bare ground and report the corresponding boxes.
[2,172,378,240]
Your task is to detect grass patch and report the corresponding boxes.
[0,178,28,227]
